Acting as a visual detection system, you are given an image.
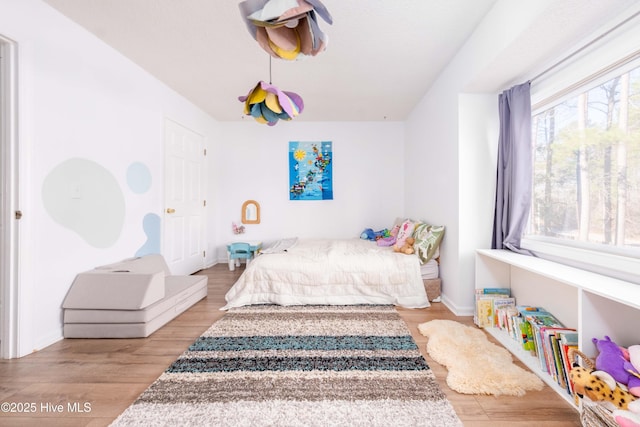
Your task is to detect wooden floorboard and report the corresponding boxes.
[0,264,581,426]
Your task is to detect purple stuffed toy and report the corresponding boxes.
[594,336,640,397]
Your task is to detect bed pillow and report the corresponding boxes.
[395,219,415,248]
[413,223,445,264]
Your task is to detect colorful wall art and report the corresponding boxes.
[289,141,333,200]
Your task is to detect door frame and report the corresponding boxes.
[162,118,206,275]
[0,35,20,359]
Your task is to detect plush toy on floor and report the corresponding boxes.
[393,237,415,254]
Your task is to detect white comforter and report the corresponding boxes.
[222,238,429,310]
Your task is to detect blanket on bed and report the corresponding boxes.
[222,238,429,310]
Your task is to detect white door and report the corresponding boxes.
[0,35,19,359]
[163,119,206,275]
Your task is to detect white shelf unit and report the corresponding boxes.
[475,249,640,408]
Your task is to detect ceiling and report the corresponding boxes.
[42,0,639,122]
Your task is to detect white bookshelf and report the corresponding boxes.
[484,326,576,406]
[475,249,640,408]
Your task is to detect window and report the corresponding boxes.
[525,60,640,282]
[530,65,640,248]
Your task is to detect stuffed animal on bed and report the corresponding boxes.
[360,228,375,240]
[393,237,415,254]
[377,224,400,247]
[393,220,415,253]
[360,228,392,241]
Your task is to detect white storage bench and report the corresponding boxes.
[62,254,207,338]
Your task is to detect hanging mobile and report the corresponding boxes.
[238,56,304,126]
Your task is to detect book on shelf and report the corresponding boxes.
[506,305,580,394]
[509,306,548,355]
[549,332,566,388]
[525,310,564,329]
[519,318,536,354]
[510,315,522,342]
[474,288,510,327]
[485,301,579,383]
[514,305,541,354]
[523,308,576,380]
[558,331,579,394]
[525,309,564,373]
[497,305,518,332]
[542,327,575,383]
[549,328,578,395]
[516,305,545,317]
[493,297,516,329]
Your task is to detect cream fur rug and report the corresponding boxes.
[418,319,544,396]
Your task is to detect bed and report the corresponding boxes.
[221,238,430,310]
[420,258,441,301]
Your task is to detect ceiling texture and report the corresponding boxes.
[43,0,640,122]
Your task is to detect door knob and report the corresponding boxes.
[166,208,176,214]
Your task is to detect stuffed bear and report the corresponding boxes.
[594,336,640,397]
[393,237,415,254]
[569,365,637,410]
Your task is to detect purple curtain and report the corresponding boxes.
[491,82,532,253]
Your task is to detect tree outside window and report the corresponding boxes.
[530,66,640,251]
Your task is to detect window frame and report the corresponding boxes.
[522,17,640,284]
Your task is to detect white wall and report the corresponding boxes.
[457,94,499,311]
[405,0,640,315]
[1,0,220,356]
[5,0,638,357]
[405,0,556,315]
[1,0,405,357]
[214,121,406,260]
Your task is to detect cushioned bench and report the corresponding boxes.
[62,254,207,338]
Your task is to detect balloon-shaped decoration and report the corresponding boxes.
[239,0,332,60]
[239,81,304,126]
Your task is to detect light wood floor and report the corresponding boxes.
[0,264,581,426]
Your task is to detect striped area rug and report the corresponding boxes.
[111,305,462,427]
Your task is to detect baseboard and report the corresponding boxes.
[440,295,474,317]
[34,330,64,355]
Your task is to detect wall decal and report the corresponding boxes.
[126,161,152,194]
[135,213,161,257]
[289,141,333,200]
[42,158,125,248]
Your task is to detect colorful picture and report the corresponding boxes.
[289,141,333,200]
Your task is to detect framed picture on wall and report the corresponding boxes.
[288,141,333,200]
